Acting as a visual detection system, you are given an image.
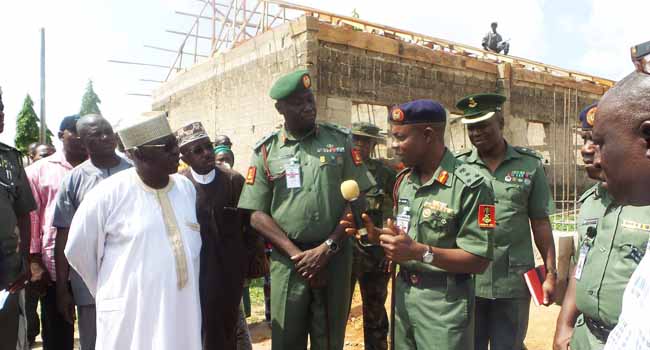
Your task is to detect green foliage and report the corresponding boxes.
[80,79,101,115]
[14,95,51,155]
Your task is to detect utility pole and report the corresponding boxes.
[39,28,46,143]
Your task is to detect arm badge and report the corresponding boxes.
[478,204,496,229]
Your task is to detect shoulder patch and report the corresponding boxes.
[455,163,484,188]
[578,184,598,203]
[453,148,472,159]
[320,122,350,135]
[253,131,279,151]
[514,146,543,160]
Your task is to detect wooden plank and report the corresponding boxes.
[316,23,400,56]
[464,59,498,74]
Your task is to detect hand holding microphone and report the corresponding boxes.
[340,180,380,245]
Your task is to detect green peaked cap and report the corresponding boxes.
[269,69,312,100]
[455,93,506,124]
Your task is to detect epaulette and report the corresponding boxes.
[453,148,473,159]
[514,146,543,160]
[578,184,598,203]
[320,122,350,135]
[253,131,279,151]
[455,163,485,188]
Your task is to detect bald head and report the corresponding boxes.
[592,71,650,205]
[76,114,117,158]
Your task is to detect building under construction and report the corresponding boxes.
[150,0,613,216]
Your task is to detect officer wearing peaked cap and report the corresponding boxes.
[454,93,557,350]
[345,99,495,349]
[237,69,374,350]
[552,102,650,349]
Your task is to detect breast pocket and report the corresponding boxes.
[319,157,343,185]
[418,210,456,246]
[500,182,528,210]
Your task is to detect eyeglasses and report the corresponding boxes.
[631,40,650,75]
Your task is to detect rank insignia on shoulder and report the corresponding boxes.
[351,147,363,166]
[478,204,496,229]
[437,170,449,185]
[246,166,257,185]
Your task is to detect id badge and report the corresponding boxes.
[396,206,410,233]
[285,162,301,189]
[574,244,590,280]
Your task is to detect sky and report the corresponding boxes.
[0,0,648,147]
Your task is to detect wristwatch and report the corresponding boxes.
[325,239,339,253]
[422,245,434,264]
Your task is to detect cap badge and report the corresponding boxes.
[586,107,597,127]
[468,98,478,108]
[302,74,311,89]
[392,108,405,122]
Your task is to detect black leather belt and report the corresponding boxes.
[585,316,613,343]
[398,269,470,288]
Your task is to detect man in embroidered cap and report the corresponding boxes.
[349,121,395,350]
[64,112,202,350]
[174,121,261,350]
[454,93,556,350]
[344,99,495,349]
[238,69,375,350]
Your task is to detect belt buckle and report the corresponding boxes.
[409,273,420,286]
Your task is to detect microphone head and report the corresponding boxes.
[340,180,360,201]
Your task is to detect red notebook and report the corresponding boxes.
[523,265,546,306]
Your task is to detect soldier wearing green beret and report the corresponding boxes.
[454,93,557,350]
[552,102,650,349]
[345,99,495,349]
[237,69,375,350]
[349,122,395,350]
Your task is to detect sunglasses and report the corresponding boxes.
[631,40,650,75]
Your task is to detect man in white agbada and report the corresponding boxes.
[64,112,202,350]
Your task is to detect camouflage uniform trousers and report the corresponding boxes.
[350,245,390,350]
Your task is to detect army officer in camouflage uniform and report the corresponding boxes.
[237,70,374,350]
[346,99,495,349]
[349,122,395,350]
[454,93,557,350]
[552,102,650,349]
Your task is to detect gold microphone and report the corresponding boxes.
[340,180,371,246]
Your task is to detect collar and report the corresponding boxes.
[407,148,454,188]
[46,151,74,170]
[466,141,520,165]
[281,124,319,146]
[135,171,174,194]
[190,168,216,184]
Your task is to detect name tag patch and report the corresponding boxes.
[246,166,256,185]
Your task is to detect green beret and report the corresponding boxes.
[455,93,506,124]
[269,69,312,100]
[351,122,384,140]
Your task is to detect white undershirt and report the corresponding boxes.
[190,168,215,184]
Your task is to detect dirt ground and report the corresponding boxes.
[249,285,561,350]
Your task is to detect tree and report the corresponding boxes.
[14,94,51,155]
[80,79,101,115]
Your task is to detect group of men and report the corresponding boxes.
[1,41,649,350]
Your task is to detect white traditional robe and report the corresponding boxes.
[65,169,202,350]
